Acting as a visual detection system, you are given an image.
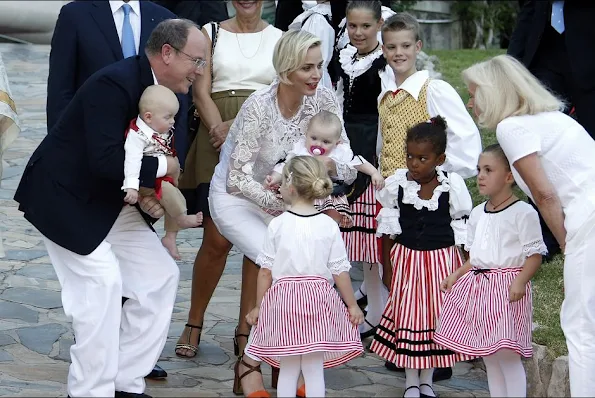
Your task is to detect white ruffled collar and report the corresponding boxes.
[386,168,450,211]
[339,44,384,79]
[288,3,331,30]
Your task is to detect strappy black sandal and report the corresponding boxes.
[175,323,202,358]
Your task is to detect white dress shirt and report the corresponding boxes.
[109,0,141,54]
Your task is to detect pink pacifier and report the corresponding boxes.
[310,146,326,156]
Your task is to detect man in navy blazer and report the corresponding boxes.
[46,0,190,167]
[16,19,208,397]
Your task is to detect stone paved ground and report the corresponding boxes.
[0,43,490,397]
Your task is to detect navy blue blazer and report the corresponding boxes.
[46,0,190,166]
[17,56,166,255]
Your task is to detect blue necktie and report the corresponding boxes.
[121,4,136,58]
[551,1,565,34]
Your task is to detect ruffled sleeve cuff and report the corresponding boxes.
[256,252,275,269]
[376,207,402,238]
[450,218,467,246]
[522,239,548,258]
[328,257,352,275]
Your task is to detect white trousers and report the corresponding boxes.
[561,212,595,397]
[43,206,179,397]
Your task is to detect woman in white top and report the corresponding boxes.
[175,0,282,358]
[288,0,334,89]
[463,54,595,397]
[212,30,357,396]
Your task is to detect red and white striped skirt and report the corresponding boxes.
[246,276,363,368]
[434,267,533,358]
[340,185,380,263]
[315,194,353,228]
[369,243,474,369]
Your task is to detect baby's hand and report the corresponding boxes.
[124,188,139,204]
[371,171,385,190]
[440,272,459,293]
[348,304,365,326]
[509,277,527,302]
[246,306,260,326]
[264,173,282,190]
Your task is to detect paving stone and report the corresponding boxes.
[0,349,13,362]
[0,301,39,323]
[16,323,68,355]
[0,287,62,309]
[0,333,16,347]
[325,367,372,390]
[3,250,47,261]
[15,264,58,281]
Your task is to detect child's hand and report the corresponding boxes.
[196,212,204,226]
[264,173,281,191]
[509,277,527,302]
[440,272,459,293]
[124,188,139,204]
[371,171,385,190]
[348,304,364,326]
[246,306,260,326]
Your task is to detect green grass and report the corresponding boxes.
[426,49,567,358]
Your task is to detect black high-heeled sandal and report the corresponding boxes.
[175,323,202,358]
[233,326,250,357]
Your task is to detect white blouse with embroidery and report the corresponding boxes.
[375,168,472,245]
[467,201,547,269]
[210,81,357,211]
[256,211,352,283]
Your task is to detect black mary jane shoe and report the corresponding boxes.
[420,383,439,398]
[403,385,420,397]
[359,318,378,339]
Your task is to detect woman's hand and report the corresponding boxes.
[509,277,527,302]
[348,304,365,326]
[209,120,232,151]
[246,306,260,326]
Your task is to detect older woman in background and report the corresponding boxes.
[463,54,595,397]
[175,0,282,357]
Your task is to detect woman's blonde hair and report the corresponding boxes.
[273,30,321,85]
[462,54,565,130]
[283,156,332,201]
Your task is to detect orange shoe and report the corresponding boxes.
[297,384,306,397]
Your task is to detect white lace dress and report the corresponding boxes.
[208,80,357,262]
[435,200,547,358]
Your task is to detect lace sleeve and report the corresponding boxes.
[317,87,357,184]
[328,223,352,275]
[522,240,548,258]
[226,97,285,210]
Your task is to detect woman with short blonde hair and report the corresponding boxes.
[273,30,322,85]
[463,54,595,397]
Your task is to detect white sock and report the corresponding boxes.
[354,281,367,300]
[301,352,325,397]
[419,368,435,397]
[404,368,420,398]
[359,262,388,334]
[277,355,301,397]
[496,349,527,397]
[483,354,507,397]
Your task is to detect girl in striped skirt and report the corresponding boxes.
[369,117,473,398]
[245,156,364,398]
[434,145,546,398]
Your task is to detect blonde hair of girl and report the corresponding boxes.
[283,156,333,201]
[462,54,565,130]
